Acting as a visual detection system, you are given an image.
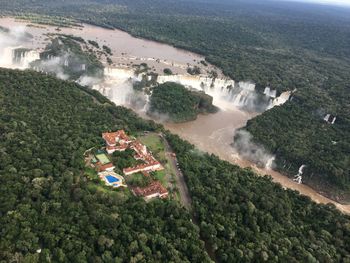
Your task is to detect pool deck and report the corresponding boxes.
[98,171,126,188]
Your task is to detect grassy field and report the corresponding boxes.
[139,133,177,199]
[139,133,166,163]
[126,172,151,187]
[151,170,166,185]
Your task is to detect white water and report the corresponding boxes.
[157,74,290,112]
[92,69,291,114]
[264,87,277,98]
[0,25,41,69]
[92,67,140,106]
[0,45,40,69]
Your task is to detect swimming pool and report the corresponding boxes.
[105,175,120,184]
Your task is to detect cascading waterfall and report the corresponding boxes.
[157,74,284,112]
[266,156,276,170]
[264,87,277,98]
[92,67,141,106]
[14,48,40,68]
[0,46,40,69]
[293,164,306,184]
[0,47,15,67]
[90,69,291,113]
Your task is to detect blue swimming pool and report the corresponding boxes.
[105,175,120,184]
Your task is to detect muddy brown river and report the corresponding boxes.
[164,111,350,214]
[1,17,349,214]
[0,17,219,75]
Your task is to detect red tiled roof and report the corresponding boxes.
[98,162,115,172]
[123,161,161,174]
[107,144,128,151]
[102,130,163,175]
[131,140,145,153]
[133,181,168,198]
[102,130,130,145]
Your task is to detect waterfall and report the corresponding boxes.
[18,50,40,68]
[324,114,336,124]
[293,164,306,184]
[104,67,135,79]
[157,74,273,112]
[0,46,15,67]
[298,164,306,175]
[89,67,292,114]
[268,91,291,109]
[92,67,137,106]
[0,46,40,69]
[266,156,276,169]
[264,87,277,98]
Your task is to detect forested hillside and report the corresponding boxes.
[166,132,350,262]
[0,69,210,262]
[1,0,349,200]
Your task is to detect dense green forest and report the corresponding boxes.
[0,0,349,200]
[0,68,350,262]
[0,69,210,262]
[165,132,350,262]
[148,82,217,122]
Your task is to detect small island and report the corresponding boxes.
[148,82,218,122]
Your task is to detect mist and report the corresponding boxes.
[77,75,102,86]
[0,26,33,68]
[232,130,275,169]
[32,54,71,80]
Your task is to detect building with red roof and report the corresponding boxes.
[123,162,162,175]
[102,130,132,154]
[101,130,164,175]
[96,162,115,172]
[132,181,168,200]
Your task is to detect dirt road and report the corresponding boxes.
[160,134,192,210]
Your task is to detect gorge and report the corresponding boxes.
[0,16,349,214]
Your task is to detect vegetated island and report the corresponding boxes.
[148,82,218,123]
[31,35,104,80]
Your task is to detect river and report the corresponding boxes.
[0,17,219,75]
[0,16,349,214]
[163,111,350,214]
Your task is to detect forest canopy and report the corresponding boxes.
[0,68,210,262]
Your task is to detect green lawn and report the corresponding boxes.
[139,134,166,162]
[126,172,152,187]
[139,133,179,190]
[151,170,166,185]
